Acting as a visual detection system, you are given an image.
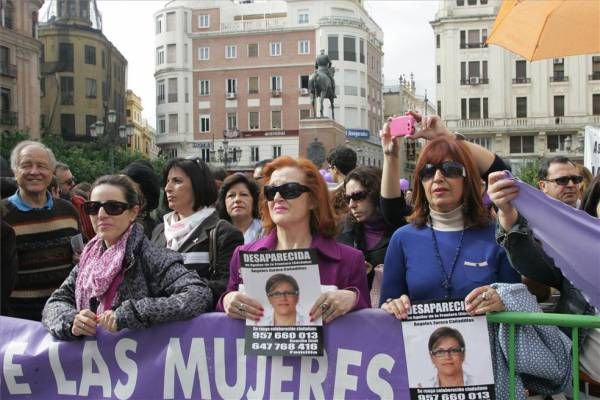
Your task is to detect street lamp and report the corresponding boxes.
[89,109,134,173]
[210,138,242,171]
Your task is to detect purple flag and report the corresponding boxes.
[512,179,600,309]
[1,311,409,399]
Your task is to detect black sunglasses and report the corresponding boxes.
[344,190,369,204]
[419,161,466,181]
[264,182,311,201]
[83,200,130,216]
[543,175,583,186]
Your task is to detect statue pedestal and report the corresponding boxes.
[299,118,346,168]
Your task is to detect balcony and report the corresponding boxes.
[220,17,287,33]
[460,77,489,85]
[459,42,488,49]
[167,93,178,103]
[0,63,16,78]
[271,90,281,97]
[588,72,600,81]
[512,77,531,84]
[0,111,17,126]
[226,92,237,100]
[446,115,600,132]
[155,132,189,145]
[319,15,367,30]
[549,75,569,82]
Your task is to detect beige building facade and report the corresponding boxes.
[0,0,44,138]
[154,0,384,170]
[126,89,156,158]
[39,0,127,141]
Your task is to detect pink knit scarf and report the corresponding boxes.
[75,224,133,311]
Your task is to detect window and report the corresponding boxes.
[198,14,209,28]
[84,45,96,65]
[461,97,487,119]
[60,76,74,105]
[250,146,260,162]
[437,101,442,117]
[593,94,600,115]
[85,115,96,136]
[156,47,164,65]
[184,12,188,33]
[184,77,189,102]
[201,148,211,162]
[168,78,177,103]
[552,58,565,80]
[249,77,259,94]
[457,0,465,5]
[167,44,176,63]
[270,42,281,56]
[516,97,527,118]
[200,115,210,132]
[547,134,570,152]
[554,95,565,116]
[101,50,105,68]
[271,75,282,91]
[40,77,45,96]
[184,44,188,63]
[469,98,481,119]
[343,36,356,61]
[300,109,311,120]
[460,29,487,48]
[227,112,237,129]
[198,46,209,60]
[199,80,210,96]
[168,114,178,134]
[436,34,440,48]
[61,114,76,137]
[157,80,165,104]
[246,44,258,58]
[436,65,441,84]
[468,137,491,150]
[157,116,166,134]
[85,78,96,98]
[359,39,365,64]
[249,111,259,130]
[155,16,162,34]
[225,45,237,59]
[298,40,310,55]
[515,60,527,83]
[591,56,600,80]
[166,12,176,32]
[510,136,534,153]
[300,75,309,89]
[328,35,339,60]
[271,110,282,129]
[272,145,282,158]
[298,10,309,24]
[58,43,74,72]
[227,78,237,95]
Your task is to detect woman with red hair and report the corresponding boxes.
[217,156,370,323]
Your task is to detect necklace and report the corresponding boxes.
[430,220,465,298]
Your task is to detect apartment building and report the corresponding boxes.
[126,89,157,158]
[0,0,44,138]
[431,0,600,172]
[39,0,128,141]
[154,0,383,170]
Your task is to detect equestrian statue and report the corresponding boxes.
[309,49,336,120]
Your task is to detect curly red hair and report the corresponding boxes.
[259,156,337,238]
[408,137,489,228]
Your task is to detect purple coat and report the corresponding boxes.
[216,230,370,311]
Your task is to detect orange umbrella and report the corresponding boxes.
[487,0,600,61]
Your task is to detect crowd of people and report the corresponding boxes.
[1,112,599,398]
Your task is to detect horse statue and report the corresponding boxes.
[309,50,336,120]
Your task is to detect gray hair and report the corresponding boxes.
[10,140,57,174]
[54,162,70,173]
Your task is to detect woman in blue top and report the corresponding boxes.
[380,135,521,317]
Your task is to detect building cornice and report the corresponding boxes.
[188,61,312,73]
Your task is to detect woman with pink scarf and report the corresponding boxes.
[42,175,212,340]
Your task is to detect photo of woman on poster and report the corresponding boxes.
[420,326,475,388]
[261,274,309,326]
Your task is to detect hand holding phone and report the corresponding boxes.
[389,115,417,137]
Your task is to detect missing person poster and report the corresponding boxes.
[401,299,495,400]
[240,249,323,357]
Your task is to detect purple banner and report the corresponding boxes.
[1,310,409,399]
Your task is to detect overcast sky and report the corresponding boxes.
[42,0,440,127]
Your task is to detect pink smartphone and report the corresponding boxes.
[390,115,417,137]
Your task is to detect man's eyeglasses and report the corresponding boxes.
[430,347,464,358]
[344,190,369,204]
[543,175,583,186]
[268,291,299,298]
[264,182,311,201]
[83,201,130,216]
[419,161,466,181]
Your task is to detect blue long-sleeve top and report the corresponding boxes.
[380,223,520,305]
